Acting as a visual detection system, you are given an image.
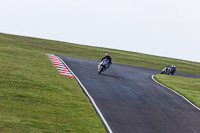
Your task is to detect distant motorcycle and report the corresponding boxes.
[160,66,175,75]
[98,59,109,74]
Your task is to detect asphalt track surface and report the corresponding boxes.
[57,55,200,133]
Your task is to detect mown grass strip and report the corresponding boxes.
[154,74,200,108]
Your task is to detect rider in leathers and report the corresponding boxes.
[171,65,176,75]
[101,53,112,67]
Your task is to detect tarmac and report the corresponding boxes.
[57,55,200,133]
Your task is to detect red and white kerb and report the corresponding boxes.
[46,54,74,78]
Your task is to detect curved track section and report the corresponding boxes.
[57,55,200,133]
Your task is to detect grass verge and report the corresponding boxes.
[154,74,200,108]
[0,34,106,132]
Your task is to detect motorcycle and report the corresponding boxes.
[160,67,168,75]
[98,59,109,74]
[160,66,173,75]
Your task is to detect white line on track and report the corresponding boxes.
[54,54,113,133]
[151,75,200,111]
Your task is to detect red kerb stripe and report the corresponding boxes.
[46,54,74,78]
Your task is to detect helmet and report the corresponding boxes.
[105,53,109,56]
[172,65,175,68]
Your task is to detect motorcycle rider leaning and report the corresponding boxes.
[161,65,176,75]
[101,53,112,67]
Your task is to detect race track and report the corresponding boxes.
[57,55,200,133]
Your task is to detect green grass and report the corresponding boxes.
[0,32,200,132]
[0,34,106,132]
[154,74,200,108]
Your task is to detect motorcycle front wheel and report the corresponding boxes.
[98,65,103,74]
